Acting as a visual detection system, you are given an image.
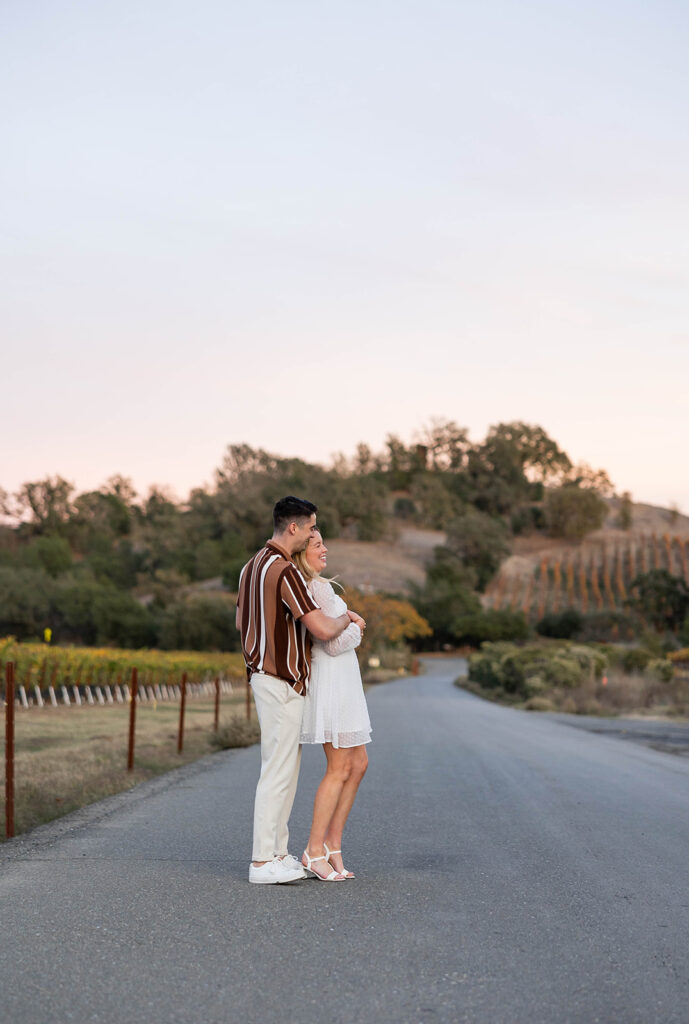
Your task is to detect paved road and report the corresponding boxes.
[2,657,689,1024]
[544,711,689,758]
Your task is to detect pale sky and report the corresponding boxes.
[2,0,688,511]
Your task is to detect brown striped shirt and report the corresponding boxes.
[237,540,320,694]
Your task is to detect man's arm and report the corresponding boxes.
[301,608,351,642]
[347,610,366,631]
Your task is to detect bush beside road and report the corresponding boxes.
[459,640,689,717]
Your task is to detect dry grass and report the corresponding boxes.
[1,695,252,840]
[460,670,689,718]
[550,670,689,717]
[211,717,261,749]
[325,527,443,594]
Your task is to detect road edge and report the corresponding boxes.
[0,746,245,863]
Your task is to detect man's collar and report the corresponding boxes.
[266,538,292,560]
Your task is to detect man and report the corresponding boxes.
[237,496,363,884]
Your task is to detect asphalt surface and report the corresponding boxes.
[2,657,689,1024]
[543,711,689,758]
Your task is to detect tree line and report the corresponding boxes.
[0,420,615,651]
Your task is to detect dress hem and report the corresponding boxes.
[300,732,371,749]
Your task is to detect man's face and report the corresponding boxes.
[293,514,317,553]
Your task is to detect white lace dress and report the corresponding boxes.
[300,578,372,748]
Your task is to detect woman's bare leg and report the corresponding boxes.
[324,746,368,874]
[302,744,353,879]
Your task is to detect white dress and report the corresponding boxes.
[300,578,372,748]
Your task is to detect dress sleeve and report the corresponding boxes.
[322,622,362,657]
[280,565,320,619]
[311,579,362,657]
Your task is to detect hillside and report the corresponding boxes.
[318,499,689,602]
[484,498,689,617]
[325,527,444,594]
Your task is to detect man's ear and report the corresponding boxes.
[287,521,297,535]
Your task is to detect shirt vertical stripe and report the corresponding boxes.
[237,540,320,692]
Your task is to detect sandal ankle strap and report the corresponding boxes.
[303,850,328,867]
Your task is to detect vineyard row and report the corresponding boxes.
[0,639,246,697]
[486,533,689,620]
[3,677,234,711]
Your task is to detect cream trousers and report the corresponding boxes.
[250,671,304,862]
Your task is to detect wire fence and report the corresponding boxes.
[2,660,252,840]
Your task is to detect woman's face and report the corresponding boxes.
[305,531,328,573]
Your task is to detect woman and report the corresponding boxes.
[294,531,372,882]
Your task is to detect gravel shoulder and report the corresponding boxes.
[542,711,689,757]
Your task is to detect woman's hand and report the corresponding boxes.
[347,610,366,633]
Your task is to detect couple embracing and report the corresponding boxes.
[236,496,372,885]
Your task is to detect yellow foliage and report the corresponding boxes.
[344,590,431,650]
[0,637,245,686]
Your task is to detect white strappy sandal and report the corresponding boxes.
[324,841,355,879]
[302,849,345,882]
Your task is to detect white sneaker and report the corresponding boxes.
[249,859,306,884]
[276,854,305,873]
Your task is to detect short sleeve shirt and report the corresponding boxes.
[236,540,320,694]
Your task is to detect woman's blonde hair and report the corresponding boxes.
[293,533,342,589]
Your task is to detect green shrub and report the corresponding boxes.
[443,509,510,591]
[567,644,607,679]
[469,639,686,715]
[159,594,240,652]
[545,485,607,540]
[680,616,689,646]
[25,536,73,577]
[54,577,158,648]
[596,644,624,669]
[409,554,481,647]
[468,640,607,698]
[393,496,417,520]
[648,658,674,683]
[622,648,652,674]
[638,629,664,656]
[524,696,556,712]
[222,557,249,591]
[523,674,548,697]
[577,611,640,643]
[467,643,515,689]
[453,609,529,646]
[536,608,583,639]
[0,567,54,639]
[627,569,689,632]
[540,651,584,688]
[510,505,546,535]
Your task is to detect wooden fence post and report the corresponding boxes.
[127,667,138,772]
[214,677,220,732]
[177,673,188,753]
[5,662,15,839]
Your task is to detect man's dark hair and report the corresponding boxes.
[273,496,318,533]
